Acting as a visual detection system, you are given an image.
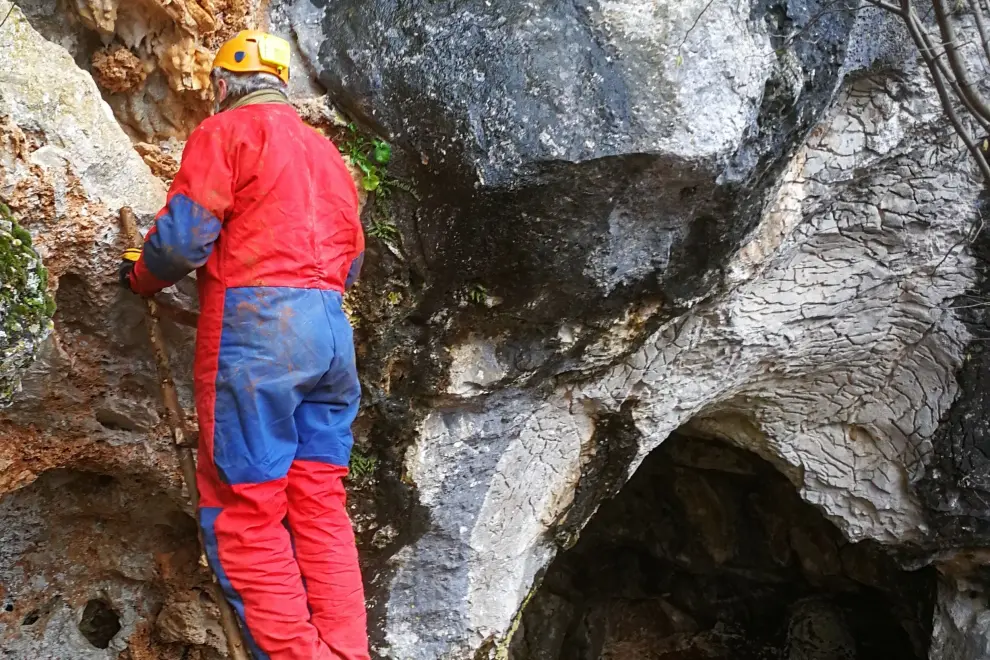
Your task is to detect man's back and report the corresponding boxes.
[190,103,363,293]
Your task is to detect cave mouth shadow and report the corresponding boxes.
[510,431,936,660]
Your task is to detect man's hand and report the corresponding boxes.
[119,248,141,291]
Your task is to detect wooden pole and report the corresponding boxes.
[119,207,251,660]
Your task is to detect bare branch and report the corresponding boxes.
[865,0,990,183]
[931,210,985,281]
[932,0,990,124]
[866,0,907,13]
[967,0,990,69]
[904,3,990,181]
[0,4,14,31]
[910,5,990,131]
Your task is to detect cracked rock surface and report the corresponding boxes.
[3,0,990,658]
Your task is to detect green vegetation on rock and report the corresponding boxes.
[0,203,55,407]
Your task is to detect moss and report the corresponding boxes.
[0,203,55,407]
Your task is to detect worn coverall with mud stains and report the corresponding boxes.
[127,97,369,660]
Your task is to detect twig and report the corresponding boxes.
[678,0,718,52]
[895,0,990,183]
[0,4,14,31]
[868,0,907,13]
[909,6,990,132]
[933,0,990,124]
[965,0,990,73]
[931,210,985,281]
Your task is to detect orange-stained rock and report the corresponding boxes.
[92,45,150,94]
[66,0,263,140]
[134,142,181,184]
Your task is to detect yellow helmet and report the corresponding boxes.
[213,30,291,84]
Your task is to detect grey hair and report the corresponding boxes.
[211,68,287,110]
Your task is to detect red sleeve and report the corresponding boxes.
[129,120,236,296]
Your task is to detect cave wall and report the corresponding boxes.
[1,0,990,658]
[0,470,221,659]
[509,433,936,660]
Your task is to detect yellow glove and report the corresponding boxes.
[120,248,141,290]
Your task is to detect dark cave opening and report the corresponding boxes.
[510,432,937,660]
[78,598,122,649]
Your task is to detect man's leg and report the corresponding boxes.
[195,287,337,660]
[286,290,370,659]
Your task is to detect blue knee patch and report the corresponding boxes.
[199,507,268,660]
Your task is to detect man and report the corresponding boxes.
[120,30,369,660]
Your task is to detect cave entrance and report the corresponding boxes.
[510,431,936,660]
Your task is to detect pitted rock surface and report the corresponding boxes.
[3,0,990,658]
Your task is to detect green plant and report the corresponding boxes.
[386,291,402,305]
[467,284,488,305]
[368,217,400,244]
[0,204,55,322]
[349,450,378,480]
[344,123,391,192]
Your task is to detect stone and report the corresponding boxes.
[0,471,202,658]
[155,598,226,652]
[0,0,176,499]
[931,575,990,660]
[4,0,990,658]
[307,1,983,654]
[91,45,149,94]
[16,0,265,140]
[0,1,165,215]
[511,435,932,660]
[785,597,856,660]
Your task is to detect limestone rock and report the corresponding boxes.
[92,45,150,94]
[4,0,990,658]
[17,0,264,140]
[0,471,202,659]
[785,598,856,660]
[297,2,990,657]
[931,575,990,660]
[133,142,181,184]
[0,1,165,215]
[510,435,932,660]
[287,1,985,655]
[155,598,226,652]
[0,0,178,496]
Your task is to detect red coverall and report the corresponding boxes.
[128,99,369,660]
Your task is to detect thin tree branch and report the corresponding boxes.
[911,5,990,131]
[932,0,990,124]
[967,0,990,70]
[902,0,990,182]
[931,211,985,281]
[0,4,14,31]
[868,0,907,13]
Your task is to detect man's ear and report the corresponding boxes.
[216,78,228,103]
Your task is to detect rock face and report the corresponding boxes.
[3,0,990,658]
[290,1,987,656]
[0,470,214,659]
[16,0,264,140]
[0,0,175,499]
[309,0,835,329]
